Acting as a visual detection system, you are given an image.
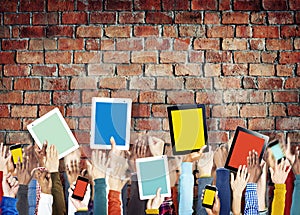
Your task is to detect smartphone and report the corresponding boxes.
[268,140,285,162]
[10,145,23,164]
[72,176,89,201]
[202,185,217,209]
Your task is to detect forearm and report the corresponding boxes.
[171,186,178,215]
[17,184,29,215]
[51,172,66,215]
[244,183,259,215]
[128,174,147,215]
[196,176,213,215]
[216,168,231,215]
[291,174,300,215]
[37,193,53,215]
[1,196,19,215]
[108,190,121,215]
[94,178,107,215]
[179,162,194,215]
[232,193,242,215]
[271,184,286,215]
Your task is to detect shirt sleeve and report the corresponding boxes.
[179,162,194,215]
[271,184,286,215]
[37,193,53,215]
[1,196,19,215]
[108,190,121,215]
[127,174,147,215]
[244,183,259,215]
[51,172,66,215]
[216,168,231,215]
[197,176,213,215]
[94,178,107,215]
[291,174,300,215]
[17,184,29,215]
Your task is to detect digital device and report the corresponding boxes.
[268,139,285,161]
[10,144,23,164]
[136,155,171,200]
[225,126,269,172]
[27,108,79,159]
[72,176,89,201]
[202,185,217,209]
[167,104,208,155]
[90,97,132,150]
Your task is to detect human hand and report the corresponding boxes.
[16,156,32,185]
[108,163,129,191]
[23,145,38,173]
[284,137,295,165]
[148,136,164,156]
[247,150,263,183]
[168,156,182,186]
[198,146,214,177]
[0,143,10,171]
[147,188,164,209]
[2,173,19,198]
[89,150,109,180]
[45,144,59,173]
[183,145,207,163]
[230,165,250,197]
[128,135,147,172]
[264,148,276,169]
[205,193,220,215]
[270,158,292,184]
[68,182,89,211]
[213,144,228,168]
[35,169,52,194]
[292,147,300,175]
[66,160,81,184]
[34,141,47,167]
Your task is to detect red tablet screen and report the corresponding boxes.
[228,130,265,169]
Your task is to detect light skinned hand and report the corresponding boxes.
[3,173,19,198]
[45,144,59,173]
[230,165,250,196]
[270,158,292,184]
[198,146,214,177]
[68,182,89,210]
[16,156,32,185]
[148,136,164,156]
[35,169,52,194]
[66,159,81,184]
[0,143,10,171]
[247,150,264,183]
[183,145,207,163]
[147,188,164,209]
[89,150,109,180]
[284,137,295,165]
[108,163,129,191]
[213,144,228,168]
[292,147,300,175]
[128,135,147,172]
[23,144,38,173]
[34,141,47,167]
[205,193,220,215]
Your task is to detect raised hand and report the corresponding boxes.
[3,173,19,198]
[34,141,47,167]
[0,143,10,171]
[108,163,129,192]
[270,158,292,184]
[183,145,207,163]
[284,137,295,165]
[247,150,263,183]
[213,144,228,168]
[35,169,52,194]
[292,147,300,175]
[45,144,59,173]
[198,146,214,177]
[148,136,164,156]
[88,150,109,180]
[205,193,220,215]
[147,188,164,210]
[231,165,250,194]
[16,156,32,185]
[66,159,81,184]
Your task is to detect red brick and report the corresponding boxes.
[236,26,252,38]
[132,51,157,63]
[145,38,170,50]
[48,0,74,11]
[0,119,21,130]
[132,104,151,117]
[175,12,202,24]
[290,0,300,10]
[29,39,43,50]
[12,27,19,38]
[20,0,44,11]
[135,119,161,131]
[273,91,298,103]
[285,77,300,89]
[134,26,159,37]
[86,39,100,51]
[45,52,72,64]
[88,64,114,76]
[208,131,229,144]
[145,64,173,76]
[115,38,143,51]
[297,64,300,76]
[134,0,160,10]
[58,38,84,50]
[53,91,80,104]
[43,78,68,90]
[281,26,300,38]
[4,65,30,76]
[90,12,116,24]
[249,91,265,103]
[81,90,110,104]
[206,51,232,63]
[139,91,165,103]
[222,38,247,50]
[234,51,260,63]
[207,26,234,38]
[70,77,97,90]
[119,12,144,24]
[160,51,187,63]
[129,77,155,90]
[0,0,17,12]
[276,118,300,130]
[16,52,43,64]
[105,0,132,10]
[73,131,90,144]
[212,105,239,117]
[11,105,37,117]
[296,12,300,24]
[77,0,102,11]
[196,91,222,104]
[251,12,266,24]
[258,78,283,89]
[280,52,300,64]
[146,12,172,24]
[105,26,130,38]
[269,104,286,117]
[240,105,267,118]
[234,0,260,10]
[253,26,279,38]
[262,52,277,63]
[103,51,129,63]
[276,65,294,76]
[76,26,102,38]
[250,39,264,50]
[174,38,191,50]
[167,91,194,104]
[268,12,293,24]
[288,105,300,116]
[249,118,275,130]
[204,63,221,77]
[266,39,292,50]
[0,26,10,38]
[151,105,167,117]
[220,118,246,131]
[249,64,275,76]
[0,52,15,64]
[111,91,138,102]
[20,26,45,38]
[74,52,101,64]
[32,13,58,25]
[176,64,202,76]
[204,12,220,24]
[262,0,288,10]
[214,77,241,89]
[179,26,205,37]
[194,38,219,50]
[99,77,126,90]
[24,92,51,105]
[295,38,300,50]
[0,105,9,117]
[192,0,217,10]
[44,39,57,50]
[219,0,230,10]
[66,106,91,117]
[14,78,40,90]
[224,90,249,103]
[100,39,114,50]
[185,77,212,89]
[162,0,189,10]
[0,91,22,104]
[222,12,249,24]
[32,65,56,76]
[46,26,73,37]
[62,12,87,24]
[0,77,12,91]
[222,64,248,76]
[157,77,184,90]
[189,51,204,63]
[4,13,30,25]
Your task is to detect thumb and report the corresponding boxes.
[156,187,161,197]
[230,173,234,185]
[269,167,274,179]
[110,136,116,149]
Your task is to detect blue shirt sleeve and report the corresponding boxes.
[179,162,194,215]
[196,177,213,215]
[244,183,259,215]
[291,174,300,215]
[216,168,231,215]
[1,196,19,215]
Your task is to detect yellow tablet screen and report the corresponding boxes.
[203,189,215,205]
[171,108,205,152]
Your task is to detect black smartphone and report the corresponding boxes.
[10,144,23,165]
[72,176,89,201]
[202,185,217,209]
[268,140,285,162]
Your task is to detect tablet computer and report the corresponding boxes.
[225,126,269,172]
[167,104,208,155]
[27,108,79,159]
[136,155,171,200]
[90,97,132,150]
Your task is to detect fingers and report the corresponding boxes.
[230,172,234,185]
[156,187,161,197]
[110,136,116,150]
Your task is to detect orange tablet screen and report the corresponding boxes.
[228,131,265,169]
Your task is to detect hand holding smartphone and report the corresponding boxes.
[202,185,217,209]
[268,140,286,162]
[72,176,89,201]
[10,145,23,165]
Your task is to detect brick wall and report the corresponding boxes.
[0,0,299,147]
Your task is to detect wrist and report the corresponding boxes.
[41,188,52,194]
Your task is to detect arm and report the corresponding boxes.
[216,168,230,215]
[197,177,213,215]
[179,162,194,215]
[1,174,19,215]
[94,178,107,214]
[108,190,122,215]
[16,185,29,215]
[244,183,259,214]
[127,174,147,215]
[291,147,300,215]
[1,197,19,215]
[271,184,286,215]
[146,188,163,215]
